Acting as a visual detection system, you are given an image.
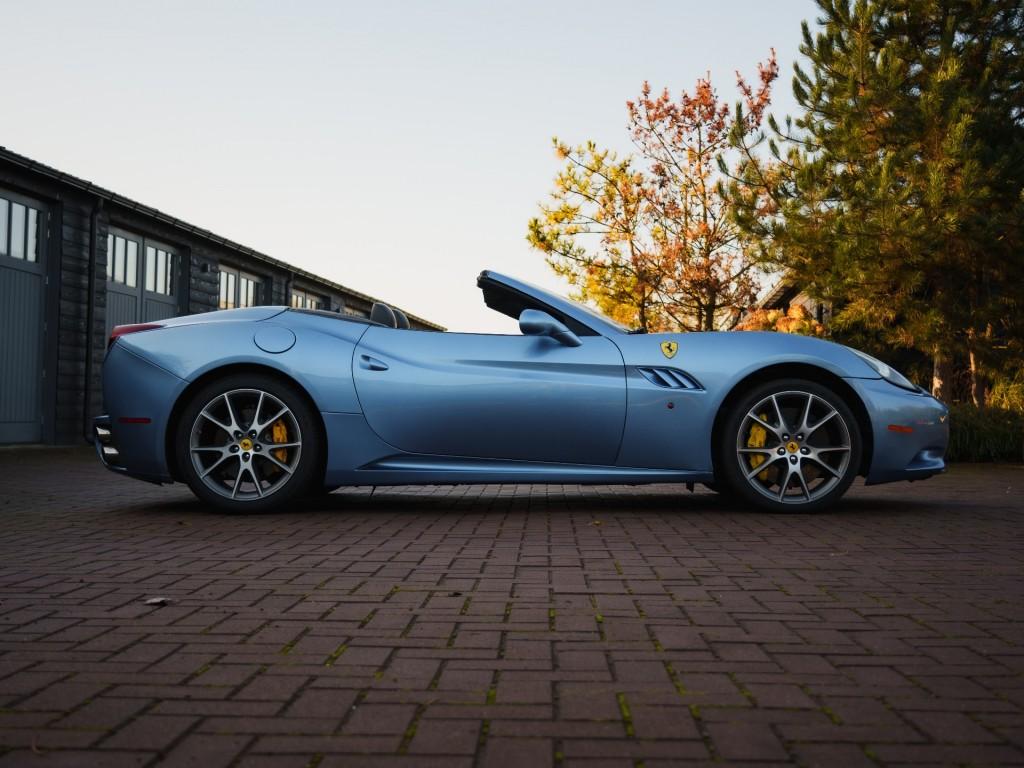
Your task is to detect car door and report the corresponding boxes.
[352,327,626,465]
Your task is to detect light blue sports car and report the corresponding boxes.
[95,270,948,513]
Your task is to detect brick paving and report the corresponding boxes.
[0,448,1021,767]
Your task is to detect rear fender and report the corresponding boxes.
[117,319,365,414]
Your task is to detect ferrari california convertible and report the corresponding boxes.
[94,270,948,513]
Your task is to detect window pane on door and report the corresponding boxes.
[155,250,166,294]
[10,203,25,259]
[107,234,114,279]
[166,251,174,296]
[0,201,7,257]
[125,240,138,287]
[292,288,325,310]
[219,270,237,309]
[113,237,125,283]
[26,208,37,263]
[219,266,262,309]
[145,246,155,291]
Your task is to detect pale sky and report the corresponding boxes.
[4,0,816,332]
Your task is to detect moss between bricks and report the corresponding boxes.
[323,643,347,667]
[616,692,636,738]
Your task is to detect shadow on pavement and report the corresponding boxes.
[126,482,944,520]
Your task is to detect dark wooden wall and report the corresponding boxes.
[0,157,438,445]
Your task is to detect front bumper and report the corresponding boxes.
[845,377,949,485]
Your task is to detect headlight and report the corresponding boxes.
[849,348,920,392]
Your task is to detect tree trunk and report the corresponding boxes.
[968,346,987,409]
[704,294,717,331]
[703,306,716,331]
[932,346,953,402]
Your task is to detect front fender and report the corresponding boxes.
[611,331,883,472]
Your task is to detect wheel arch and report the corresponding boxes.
[710,363,873,478]
[164,363,328,483]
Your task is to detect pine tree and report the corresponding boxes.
[727,0,1024,401]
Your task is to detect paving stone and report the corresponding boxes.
[0,449,1020,765]
[407,718,480,754]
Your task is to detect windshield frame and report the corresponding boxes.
[477,270,633,338]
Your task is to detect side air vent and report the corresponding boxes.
[636,366,702,390]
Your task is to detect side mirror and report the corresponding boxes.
[519,309,582,347]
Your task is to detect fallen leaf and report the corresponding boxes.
[144,597,172,606]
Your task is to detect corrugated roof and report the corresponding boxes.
[0,145,444,330]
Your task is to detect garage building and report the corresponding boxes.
[0,146,441,446]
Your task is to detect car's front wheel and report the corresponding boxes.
[717,379,862,512]
[175,372,322,513]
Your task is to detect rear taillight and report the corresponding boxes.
[108,323,163,349]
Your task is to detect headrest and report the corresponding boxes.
[370,302,397,328]
[392,308,410,329]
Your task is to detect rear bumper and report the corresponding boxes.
[93,415,169,485]
[93,415,125,472]
[844,377,949,485]
[94,344,186,484]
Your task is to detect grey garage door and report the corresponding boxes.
[105,226,180,338]
[0,189,47,443]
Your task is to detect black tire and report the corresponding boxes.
[175,372,322,513]
[716,378,862,513]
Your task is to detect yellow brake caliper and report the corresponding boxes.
[747,413,770,481]
[271,419,289,462]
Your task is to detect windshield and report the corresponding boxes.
[563,295,635,333]
[478,271,644,335]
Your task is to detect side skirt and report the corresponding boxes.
[335,453,711,487]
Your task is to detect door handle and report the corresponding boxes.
[359,354,389,371]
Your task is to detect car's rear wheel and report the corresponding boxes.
[175,372,321,513]
[717,379,862,513]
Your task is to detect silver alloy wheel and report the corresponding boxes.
[735,390,851,505]
[189,388,302,501]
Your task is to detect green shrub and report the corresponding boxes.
[946,404,1024,462]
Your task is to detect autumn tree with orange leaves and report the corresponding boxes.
[528,55,778,332]
[736,305,826,337]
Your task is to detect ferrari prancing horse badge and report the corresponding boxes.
[660,341,678,359]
